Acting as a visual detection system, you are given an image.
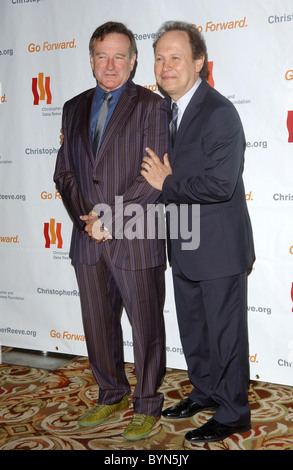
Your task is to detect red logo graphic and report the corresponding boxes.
[207,61,214,88]
[32,73,52,105]
[287,111,293,143]
[44,219,63,248]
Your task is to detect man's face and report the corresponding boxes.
[90,33,136,91]
[154,30,204,101]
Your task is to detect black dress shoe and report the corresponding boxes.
[162,398,218,419]
[185,418,251,443]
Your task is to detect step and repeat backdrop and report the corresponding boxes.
[0,0,293,386]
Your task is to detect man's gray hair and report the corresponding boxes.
[153,21,208,79]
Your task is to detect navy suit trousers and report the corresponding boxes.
[171,253,250,426]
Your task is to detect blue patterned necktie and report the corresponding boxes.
[169,102,178,146]
[92,92,112,157]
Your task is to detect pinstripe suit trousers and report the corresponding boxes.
[74,246,166,417]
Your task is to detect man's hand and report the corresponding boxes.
[141,147,172,191]
[80,211,112,243]
[60,128,64,146]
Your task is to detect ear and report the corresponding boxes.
[89,53,94,71]
[130,54,137,71]
[195,55,205,73]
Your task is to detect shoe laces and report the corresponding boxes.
[131,414,156,427]
[132,414,146,426]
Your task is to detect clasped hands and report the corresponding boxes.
[141,147,172,191]
[80,211,112,244]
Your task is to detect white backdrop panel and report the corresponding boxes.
[0,0,292,386]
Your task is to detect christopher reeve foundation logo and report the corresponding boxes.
[44,219,63,249]
[285,69,293,142]
[32,73,52,105]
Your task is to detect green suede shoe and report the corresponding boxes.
[123,413,158,441]
[78,395,129,427]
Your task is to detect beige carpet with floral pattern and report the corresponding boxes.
[1,352,293,451]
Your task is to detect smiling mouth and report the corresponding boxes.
[161,75,177,81]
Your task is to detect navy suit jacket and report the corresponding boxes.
[162,79,255,280]
[54,80,169,270]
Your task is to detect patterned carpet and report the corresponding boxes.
[0,352,293,451]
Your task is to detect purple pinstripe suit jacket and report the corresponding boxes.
[54,80,169,270]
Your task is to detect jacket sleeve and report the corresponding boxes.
[53,101,92,230]
[162,105,245,205]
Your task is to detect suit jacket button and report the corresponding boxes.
[93,179,99,184]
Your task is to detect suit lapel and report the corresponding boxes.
[172,80,210,156]
[79,88,96,163]
[94,81,138,166]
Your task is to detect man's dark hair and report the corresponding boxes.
[89,21,137,58]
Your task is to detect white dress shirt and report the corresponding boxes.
[172,77,202,129]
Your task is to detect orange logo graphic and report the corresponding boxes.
[287,111,293,143]
[32,73,52,105]
[207,61,214,88]
[44,219,63,248]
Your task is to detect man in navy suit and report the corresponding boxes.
[54,22,168,441]
[142,21,255,443]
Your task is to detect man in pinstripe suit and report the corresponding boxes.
[54,22,169,441]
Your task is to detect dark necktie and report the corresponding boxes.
[92,92,112,157]
[170,102,178,146]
